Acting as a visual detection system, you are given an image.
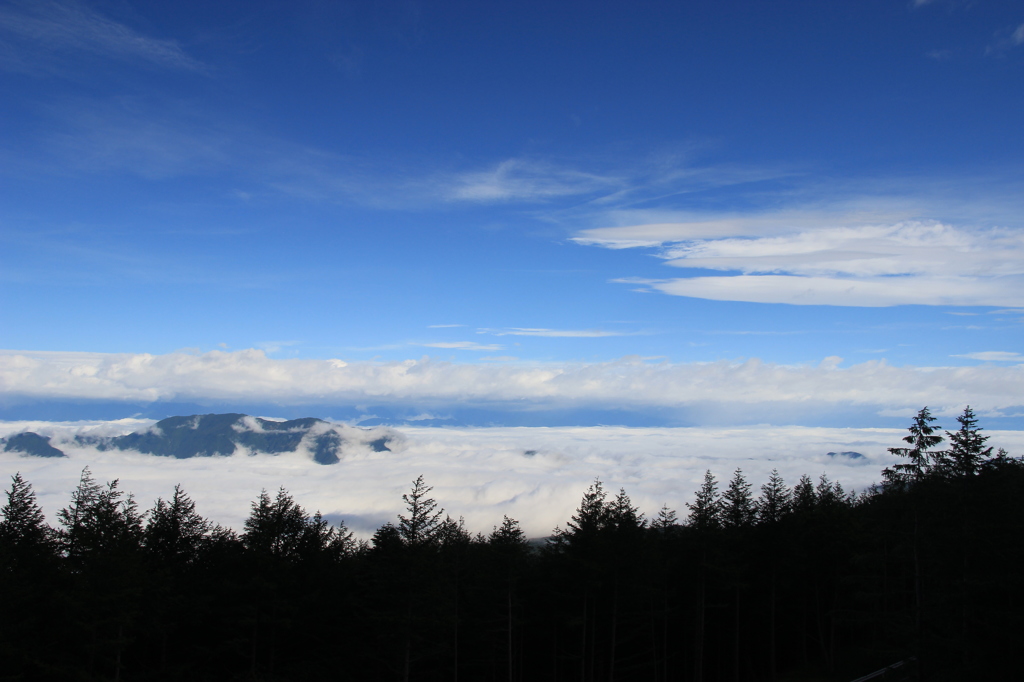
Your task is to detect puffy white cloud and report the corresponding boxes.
[578,220,1024,307]
[2,349,1023,420]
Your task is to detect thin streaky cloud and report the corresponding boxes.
[443,157,622,203]
[418,341,504,351]
[619,274,1024,308]
[588,220,1024,308]
[952,352,1024,362]
[0,0,203,73]
[478,328,638,338]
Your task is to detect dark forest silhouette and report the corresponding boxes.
[1,406,1021,681]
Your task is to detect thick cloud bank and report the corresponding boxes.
[4,419,1024,539]
[1,349,1022,425]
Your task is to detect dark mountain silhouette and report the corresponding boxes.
[1,432,66,458]
[827,450,865,459]
[70,413,393,464]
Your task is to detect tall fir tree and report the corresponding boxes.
[884,407,944,484]
[722,468,755,529]
[687,470,722,531]
[145,484,211,565]
[398,475,444,547]
[756,469,792,524]
[792,474,817,514]
[0,473,54,566]
[552,478,608,548]
[945,405,992,477]
[242,487,309,559]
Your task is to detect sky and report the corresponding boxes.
[2,0,1023,428]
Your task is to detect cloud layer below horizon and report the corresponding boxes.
[8,419,1024,539]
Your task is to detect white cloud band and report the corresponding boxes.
[580,220,1024,307]
[1,349,1021,418]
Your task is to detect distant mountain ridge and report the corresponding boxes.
[2,413,395,465]
[2,431,66,458]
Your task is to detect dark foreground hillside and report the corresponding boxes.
[0,407,1020,681]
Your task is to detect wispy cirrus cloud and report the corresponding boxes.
[952,351,1024,362]
[478,327,639,338]
[417,341,504,351]
[0,0,203,74]
[579,218,1024,307]
[442,157,623,202]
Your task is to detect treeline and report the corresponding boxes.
[1,407,1022,681]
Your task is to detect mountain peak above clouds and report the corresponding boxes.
[2,431,66,458]
[4,414,397,465]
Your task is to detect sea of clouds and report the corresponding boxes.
[5,419,1024,539]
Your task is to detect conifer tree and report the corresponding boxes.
[0,473,54,566]
[437,515,472,549]
[687,470,722,531]
[398,475,444,547]
[296,510,355,561]
[554,478,608,547]
[651,505,679,530]
[489,515,528,549]
[792,474,817,514]
[372,521,403,552]
[945,405,992,477]
[722,468,754,529]
[815,474,843,509]
[57,471,143,562]
[243,487,309,559]
[884,407,943,484]
[756,469,791,524]
[56,467,102,559]
[607,487,645,533]
[145,484,210,565]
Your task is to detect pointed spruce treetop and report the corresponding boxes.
[651,505,679,531]
[722,468,754,529]
[398,475,444,547]
[945,405,993,477]
[792,474,817,514]
[686,470,722,531]
[607,487,646,533]
[490,514,528,548]
[145,484,211,565]
[883,406,943,485]
[243,487,309,559]
[756,469,791,524]
[0,472,53,555]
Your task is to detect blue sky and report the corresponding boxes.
[1,0,1023,426]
